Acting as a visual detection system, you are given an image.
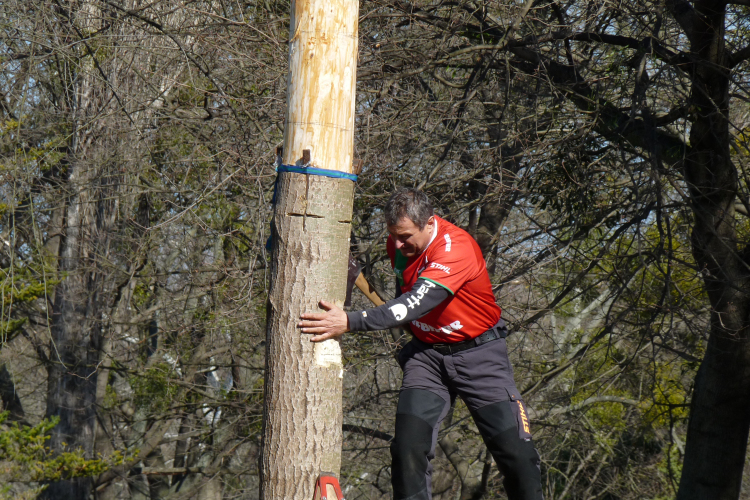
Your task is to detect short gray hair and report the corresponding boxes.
[385,188,434,229]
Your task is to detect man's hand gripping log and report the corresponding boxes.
[298,272,385,342]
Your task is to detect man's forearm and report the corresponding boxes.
[347,279,449,331]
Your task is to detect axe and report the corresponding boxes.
[345,255,385,307]
[345,255,406,345]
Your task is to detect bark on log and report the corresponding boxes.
[260,0,358,498]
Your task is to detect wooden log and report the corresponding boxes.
[260,0,359,498]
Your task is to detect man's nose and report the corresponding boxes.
[395,239,404,249]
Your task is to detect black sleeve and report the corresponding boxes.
[347,278,450,332]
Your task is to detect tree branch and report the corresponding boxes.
[342,424,393,442]
[507,47,690,166]
[729,44,750,67]
[130,466,252,476]
[550,396,640,416]
[665,0,699,45]
[566,33,690,68]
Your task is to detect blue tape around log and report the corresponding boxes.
[277,164,358,182]
[266,163,357,250]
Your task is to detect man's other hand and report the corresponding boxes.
[298,300,349,342]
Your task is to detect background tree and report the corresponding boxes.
[2,1,284,498]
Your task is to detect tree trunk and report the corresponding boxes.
[677,2,750,499]
[260,0,359,498]
[43,138,106,500]
[41,2,110,498]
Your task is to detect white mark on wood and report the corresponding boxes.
[314,339,342,367]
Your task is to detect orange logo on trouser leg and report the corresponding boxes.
[517,400,531,434]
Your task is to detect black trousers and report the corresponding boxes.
[391,336,544,500]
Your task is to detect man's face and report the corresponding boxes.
[387,216,435,258]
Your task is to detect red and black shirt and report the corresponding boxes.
[347,216,501,344]
[386,216,501,343]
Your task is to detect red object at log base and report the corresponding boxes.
[312,473,344,500]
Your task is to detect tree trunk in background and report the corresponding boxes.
[260,0,359,498]
[42,2,114,498]
[676,2,750,499]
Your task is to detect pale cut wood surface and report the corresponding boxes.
[283,0,358,171]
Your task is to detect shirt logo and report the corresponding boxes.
[390,304,407,321]
[406,281,435,310]
[441,320,463,334]
[429,262,450,274]
[410,319,464,334]
[444,234,452,252]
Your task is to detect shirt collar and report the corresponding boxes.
[422,217,438,254]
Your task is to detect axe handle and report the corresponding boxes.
[354,272,386,306]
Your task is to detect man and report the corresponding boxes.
[299,188,544,500]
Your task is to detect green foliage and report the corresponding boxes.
[129,363,179,414]
[654,444,682,497]
[0,412,122,483]
[640,364,691,428]
[0,272,51,304]
[0,484,45,500]
[0,317,26,337]
[4,0,744,497]
[1,265,59,343]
